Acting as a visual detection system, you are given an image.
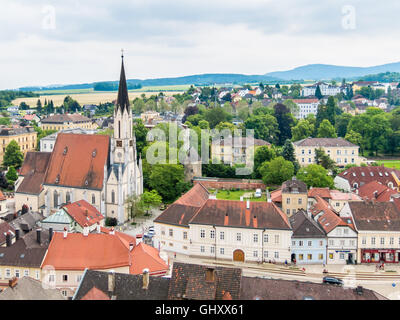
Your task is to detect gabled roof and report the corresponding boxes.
[115,56,130,114]
[0,222,15,245]
[348,201,400,231]
[61,200,104,227]
[168,262,242,300]
[308,187,331,199]
[44,133,110,190]
[190,199,291,230]
[41,113,91,124]
[129,242,168,275]
[282,178,307,194]
[329,190,361,201]
[270,189,282,202]
[73,269,170,300]
[9,212,44,232]
[289,210,326,238]
[357,181,398,202]
[293,137,357,148]
[17,152,51,195]
[337,165,400,189]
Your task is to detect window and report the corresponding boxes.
[91,194,95,204]
[308,241,312,247]
[161,228,165,236]
[183,231,188,240]
[299,240,303,247]
[319,240,323,246]
[36,271,40,280]
[286,209,290,215]
[200,229,205,238]
[210,246,215,254]
[292,240,296,246]
[340,253,345,260]
[298,198,302,204]
[319,254,324,260]
[63,275,68,282]
[329,240,334,246]
[371,237,376,245]
[111,190,115,204]
[49,274,55,282]
[329,253,334,259]
[210,230,215,239]
[66,192,71,203]
[53,191,58,207]
[274,235,279,244]
[381,238,385,245]
[236,233,242,242]
[77,275,82,283]
[24,270,29,277]
[220,248,224,255]
[286,198,290,204]
[61,290,68,297]
[299,254,304,260]
[350,240,355,246]
[264,251,268,258]
[264,234,269,243]
[307,254,312,260]
[340,240,345,246]
[220,232,225,240]
[362,237,366,245]
[390,237,394,245]
[343,229,349,234]
[15,270,20,278]
[253,234,258,243]
[274,252,279,259]
[253,251,258,258]
[200,246,205,253]
[169,229,173,237]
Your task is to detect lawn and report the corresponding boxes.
[209,189,267,202]
[375,160,400,170]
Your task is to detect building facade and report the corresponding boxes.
[0,126,37,164]
[40,113,97,131]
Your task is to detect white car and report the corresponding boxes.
[254,189,262,198]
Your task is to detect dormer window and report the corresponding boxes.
[92,149,97,158]
[63,146,68,155]
[55,174,60,184]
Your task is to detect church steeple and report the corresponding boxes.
[116,50,130,113]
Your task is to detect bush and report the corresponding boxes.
[105,217,118,227]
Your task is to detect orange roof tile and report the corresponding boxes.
[310,196,349,233]
[308,187,331,199]
[270,189,282,202]
[44,133,109,190]
[358,181,398,202]
[129,242,168,275]
[80,286,110,300]
[62,200,104,227]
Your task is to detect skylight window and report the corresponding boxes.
[352,173,356,176]
[385,172,389,176]
[379,172,383,176]
[361,172,365,176]
[370,172,374,176]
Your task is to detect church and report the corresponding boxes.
[15,55,143,224]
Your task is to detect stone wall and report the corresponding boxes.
[193,177,266,190]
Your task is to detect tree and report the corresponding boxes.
[314,148,335,171]
[149,164,191,203]
[244,114,279,144]
[140,190,162,214]
[3,140,24,169]
[335,113,353,137]
[36,99,42,113]
[326,96,337,126]
[273,103,295,145]
[254,145,276,177]
[258,156,294,185]
[204,107,231,128]
[6,166,18,184]
[105,217,118,227]
[317,119,337,138]
[315,85,323,99]
[19,102,29,110]
[133,119,149,156]
[281,139,300,174]
[291,119,314,141]
[296,164,334,188]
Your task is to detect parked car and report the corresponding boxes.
[322,277,344,286]
[254,189,262,198]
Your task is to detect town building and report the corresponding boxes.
[334,165,400,192]
[40,113,97,131]
[301,82,342,97]
[281,177,308,216]
[292,98,320,119]
[0,126,37,164]
[40,199,104,232]
[293,137,363,167]
[211,136,271,166]
[341,201,400,264]
[41,229,168,298]
[357,181,399,202]
[309,196,357,264]
[289,210,327,264]
[0,222,15,247]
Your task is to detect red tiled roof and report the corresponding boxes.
[175,183,209,207]
[293,99,319,104]
[308,187,331,199]
[0,190,6,201]
[329,190,361,201]
[129,242,168,275]
[42,232,131,270]
[44,133,109,190]
[62,200,104,227]
[338,166,400,189]
[100,226,136,249]
[357,181,398,202]
[80,286,110,300]
[270,189,282,202]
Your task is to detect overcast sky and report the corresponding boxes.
[1,0,400,89]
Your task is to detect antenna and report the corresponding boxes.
[121,48,124,59]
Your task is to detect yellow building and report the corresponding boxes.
[0,126,37,165]
[40,113,97,131]
[281,177,308,217]
[211,136,271,166]
[293,137,364,167]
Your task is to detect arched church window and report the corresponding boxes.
[66,192,70,203]
[92,194,95,204]
[54,191,58,208]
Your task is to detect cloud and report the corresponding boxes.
[0,0,400,89]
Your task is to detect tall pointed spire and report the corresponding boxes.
[116,50,130,113]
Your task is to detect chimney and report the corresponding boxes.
[5,232,11,247]
[49,228,53,242]
[246,200,250,209]
[83,224,89,237]
[15,229,20,241]
[96,222,101,233]
[8,277,18,288]
[110,227,115,235]
[142,268,150,290]
[240,196,243,202]
[63,227,68,239]
[129,242,134,252]
[36,228,41,244]
[266,189,271,203]
[108,270,115,293]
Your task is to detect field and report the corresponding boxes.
[210,189,267,202]
[11,86,185,107]
[376,160,400,170]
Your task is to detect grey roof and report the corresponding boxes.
[289,210,326,238]
[73,269,170,300]
[0,277,65,300]
[282,177,308,194]
[9,212,44,232]
[293,137,357,148]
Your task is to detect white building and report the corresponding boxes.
[292,98,320,119]
[40,128,96,152]
[301,82,342,97]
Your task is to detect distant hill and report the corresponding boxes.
[358,72,400,83]
[265,62,400,81]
